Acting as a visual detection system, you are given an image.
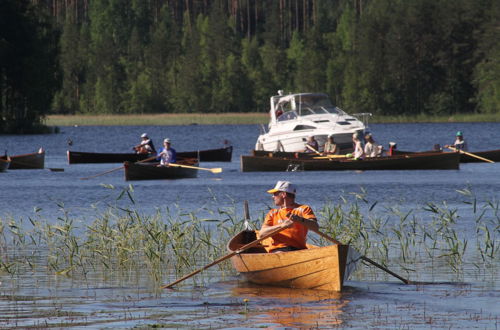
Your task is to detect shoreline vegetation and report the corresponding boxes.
[45,112,500,126]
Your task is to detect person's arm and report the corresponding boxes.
[259,219,293,237]
[288,213,319,231]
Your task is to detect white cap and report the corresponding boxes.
[389,141,397,146]
[141,133,148,138]
[163,138,171,143]
[267,181,296,195]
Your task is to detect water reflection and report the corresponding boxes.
[232,283,349,328]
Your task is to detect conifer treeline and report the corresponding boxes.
[2,0,499,132]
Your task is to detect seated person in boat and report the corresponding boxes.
[322,134,339,155]
[259,181,319,253]
[364,133,383,157]
[388,142,397,156]
[157,138,176,166]
[352,133,365,159]
[303,135,319,153]
[445,131,468,151]
[133,133,157,154]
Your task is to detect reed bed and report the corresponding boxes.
[0,186,499,288]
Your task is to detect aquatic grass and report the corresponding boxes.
[0,185,499,288]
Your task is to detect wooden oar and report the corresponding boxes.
[167,163,222,173]
[80,155,158,180]
[447,146,494,163]
[311,229,412,284]
[160,225,288,289]
[305,144,322,155]
[313,155,348,160]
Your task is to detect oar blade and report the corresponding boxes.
[210,168,223,173]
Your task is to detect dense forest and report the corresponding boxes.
[1,0,498,132]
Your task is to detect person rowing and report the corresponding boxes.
[133,133,156,154]
[258,181,319,253]
[445,131,468,151]
[157,138,176,166]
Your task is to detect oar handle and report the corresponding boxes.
[160,225,287,289]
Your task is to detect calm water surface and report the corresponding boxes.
[0,123,499,328]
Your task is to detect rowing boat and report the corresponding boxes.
[67,145,232,164]
[7,149,45,169]
[0,156,11,172]
[240,151,460,172]
[227,230,356,291]
[393,148,500,163]
[123,158,199,181]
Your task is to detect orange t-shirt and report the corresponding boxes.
[263,205,316,252]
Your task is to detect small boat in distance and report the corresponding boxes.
[0,155,11,172]
[393,148,500,163]
[7,148,45,169]
[240,151,460,172]
[227,230,357,291]
[255,91,368,153]
[67,145,232,164]
[123,158,199,181]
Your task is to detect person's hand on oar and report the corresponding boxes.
[446,146,494,163]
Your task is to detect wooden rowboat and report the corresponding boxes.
[393,148,500,163]
[7,149,45,169]
[241,151,460,172]
[0,156,11,172]
[227,230,357,291]
[67,145,232,164]
[123,159,198,181]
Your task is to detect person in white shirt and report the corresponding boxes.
[352,133,365,159]
[364,133,383,157]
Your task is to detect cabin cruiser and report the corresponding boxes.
[255,91,369,152]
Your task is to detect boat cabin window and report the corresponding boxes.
[293,125,316,131]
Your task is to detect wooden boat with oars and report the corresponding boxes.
[393,148,500,163]
[227,230,357,291]
[7,148,45,169]
[123,158,199,181]
[241,151,460,172]
[67,145,232,164]
[0,155,11,172]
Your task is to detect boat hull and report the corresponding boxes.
[241,152,460,172]
[228,230,350,291]
[8,151,45,169]
[67,146,232,164]
[123,160,198,181]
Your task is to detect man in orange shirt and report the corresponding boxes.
[259,181,319,253]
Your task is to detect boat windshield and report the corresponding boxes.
[294,95,345,116]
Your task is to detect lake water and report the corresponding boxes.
[0,122,499,328]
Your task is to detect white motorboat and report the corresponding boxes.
[255,91,369,152]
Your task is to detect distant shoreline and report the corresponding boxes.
[45,112,500,126]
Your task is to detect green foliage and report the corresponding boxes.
[2,0,499,128]
[0,0,59,133]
